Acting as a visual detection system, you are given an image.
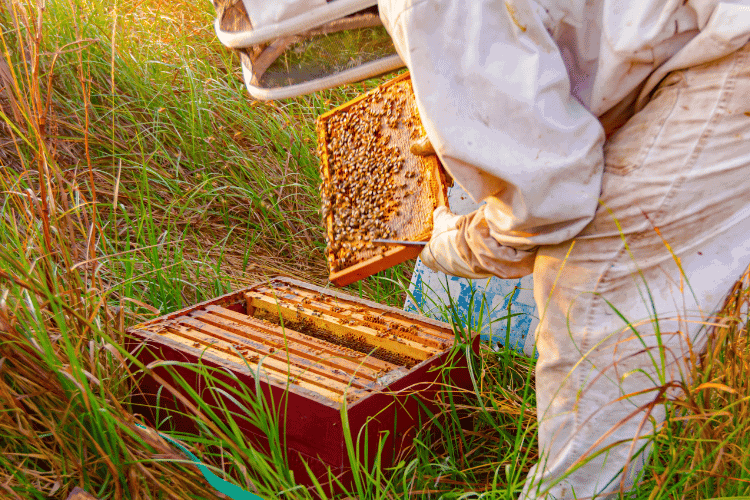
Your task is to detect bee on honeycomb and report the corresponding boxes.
[317,81,435,273]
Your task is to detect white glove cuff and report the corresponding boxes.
[420,228,493,279]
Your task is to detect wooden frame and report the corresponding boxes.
[317,73,449,286]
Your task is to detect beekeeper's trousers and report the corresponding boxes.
[522,42,750,499]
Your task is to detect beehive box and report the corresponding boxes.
[127,277,477,490]
[316,73,449,286]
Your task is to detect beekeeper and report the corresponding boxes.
[378,0,750,498]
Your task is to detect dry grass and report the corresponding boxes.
[0,0,409,497]
[641,272,750,498]
[0,0,748,498]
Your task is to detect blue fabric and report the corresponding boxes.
[406,258,537,356]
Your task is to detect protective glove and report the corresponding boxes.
[420,206,493,279]
[420,206,538,279]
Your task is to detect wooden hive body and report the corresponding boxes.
[127,277,478,491]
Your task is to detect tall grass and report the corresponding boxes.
[0,0,748,499]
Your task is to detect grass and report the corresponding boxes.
[0,0,749,498]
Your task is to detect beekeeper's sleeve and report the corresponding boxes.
[379,0,605,253]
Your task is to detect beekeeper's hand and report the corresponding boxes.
[420,206,537,279]
[420,207,489,278]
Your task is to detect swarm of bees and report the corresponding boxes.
[317,81,432,272]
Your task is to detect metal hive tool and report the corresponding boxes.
[316,72,450,286]
[127,277,477,491]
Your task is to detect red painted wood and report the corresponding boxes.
[127,278,479,494]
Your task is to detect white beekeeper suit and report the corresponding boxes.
[379,0,750,498]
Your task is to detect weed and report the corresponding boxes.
[0,0,748,499]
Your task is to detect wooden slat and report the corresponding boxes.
[196,312,380,382]
[161,323,356,401]
[328,246,423,287]
[172,318,368,391]
[257,284,455,342]
[201,305,396,373]
[251,286,453,346]
[246,292,437,361]
[159,327,346,401]
[188,312,383,386]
